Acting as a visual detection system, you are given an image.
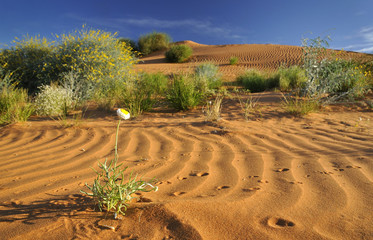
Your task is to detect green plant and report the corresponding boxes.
[0,27,138,97]
[165,44,193,63]
[282,94,320,116]
[194,62,222,92]
[121,73,168,117]
[234,89,261,121]
[301,36,371,103]
[167,74,203,111]
[0,35,54,93]
[203,94,224,121]
[138,32,171,56]
[81,118,158,217]
[277,65,307,91]
[237,69,269,92]
[229,56,239,65]
[34,83,74,116]
[0,74,34,125]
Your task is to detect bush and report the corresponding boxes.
[194,63,222,92]
[34,83,74,116]
[229,56,238,65]
[118,37,139,52]
[237,69,269,92]
[301,36,371,103]
[167,74,203,111]
[165,44,193,63]
[277,65,306,91]
[0,27,138,97]
[138,32,171,56]
[0,36,54,93]
[121,72,168,117]
[0,74,33,125]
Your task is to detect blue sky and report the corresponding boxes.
[1,0,373,53]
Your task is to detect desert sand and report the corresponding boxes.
[0,42,373,240]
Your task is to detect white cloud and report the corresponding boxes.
[64,13,246,42]
[342,26,373,53]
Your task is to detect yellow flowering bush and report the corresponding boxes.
[0,27,138,98]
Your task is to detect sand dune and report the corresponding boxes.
[136,41,371,81]
[1,42,373,239]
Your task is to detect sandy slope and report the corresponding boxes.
[135,41,371,81]
[1,42,373,240]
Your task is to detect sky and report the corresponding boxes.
[1,0,373,53]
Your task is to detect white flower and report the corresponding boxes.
[117,108,130,120]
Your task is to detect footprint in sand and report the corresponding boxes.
[242,187,261,192]
[275,168,290,172]
[177,176,187,180]
[172,191,186,196]
[267,217,295,228]
[190,172,209,177]
[346,165,361,169]
[216,186,230,190]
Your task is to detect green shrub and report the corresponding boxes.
[277,65,306,91]
[237,69,269,92]
[229,56,238,65]
[0,27,138,97]
[301,36,371,103]
[34,83,74,116]
[138,32,171,56]
[167,74,203,111]
[121,72,168,117]
[165,44,193,63]
[0,36,54,93]
[0,74,33,125]
[194,63,222,92]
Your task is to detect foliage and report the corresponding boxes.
[233,89,261,121]
[277,65,307,91]
[301,36,371,103]
[34,83,74,116]
[167,74,203,111]
[237,69,270,92]
[121,72,168,117]
[282,94,321,117]
[203,94,224,121]
[81,120,158,216]
[138,31,171,56]
[118,37,139,52]
[0,27,138,97]
[229,56,239,65]
[0,74,33,125]
[0,35,54,93]
[194,62,222,93]
[165,44,193,63]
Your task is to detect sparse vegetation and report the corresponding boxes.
[282,94,321,117]
[81,118,158,217]
[194,62,222,92]
[0,74,33,125]
[167,74,203,111]
[203,94,224,121]
[165,44,193,63]
[277,65,307,91]
[121,72,168,117]
[229,56,239,65]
